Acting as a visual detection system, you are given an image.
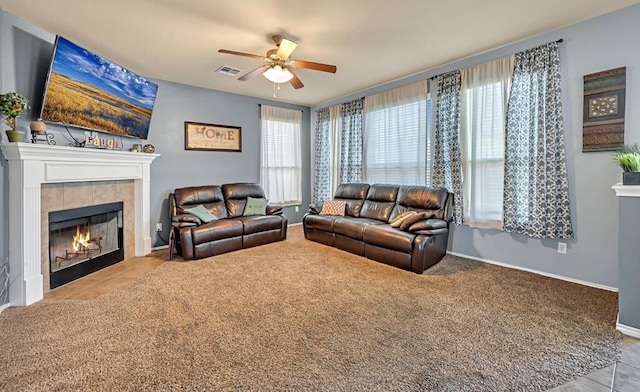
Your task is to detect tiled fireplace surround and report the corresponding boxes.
[40,181,135,292]
[1,143,158,306]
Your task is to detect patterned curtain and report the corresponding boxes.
[432,71,463,224]
[502,42,574,239]
[313,108,331,203]
[339,98,364,183]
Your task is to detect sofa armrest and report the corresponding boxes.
[172,213,201,227]
[408,218,448,234]
[267,204,283,215]
[308,202,323,215]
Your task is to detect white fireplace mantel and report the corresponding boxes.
[612,182,640,197]
[612,182,640,339]
[1,142,159,306]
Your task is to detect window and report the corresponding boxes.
[426,92,433,186]
[459,56,514,228]
[363,80,428,185]
[260,105,302,205]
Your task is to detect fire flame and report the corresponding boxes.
[72,225,91,252]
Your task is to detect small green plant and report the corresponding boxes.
[0,92,30,130]
[614,144,640,172]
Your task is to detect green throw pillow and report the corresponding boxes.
[243,197,268,216]
[184,204,218,223]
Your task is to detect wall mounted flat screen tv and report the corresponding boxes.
[40,36,158,139]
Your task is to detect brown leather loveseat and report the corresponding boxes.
[303,183,453,273]
[169,183,287,260]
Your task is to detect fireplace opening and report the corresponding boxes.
[49,202,124,289]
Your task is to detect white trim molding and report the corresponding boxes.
[612,183,640,197]
[617,323,640,339]
[0,143,159,306]
[447,251,618,292]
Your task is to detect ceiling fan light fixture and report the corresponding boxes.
[263,65,294,83]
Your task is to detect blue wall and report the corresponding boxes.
[314,4,640,289]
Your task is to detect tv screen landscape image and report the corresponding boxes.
[40,36,158,139]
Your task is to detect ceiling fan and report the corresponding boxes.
[218,35,337,89]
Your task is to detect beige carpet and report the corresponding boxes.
[0,226,620,391]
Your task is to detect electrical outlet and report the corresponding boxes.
[156,223,162,232]
[557,242,567,254]
[295,206,299,212]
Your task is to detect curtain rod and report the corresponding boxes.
[426,38,564,81]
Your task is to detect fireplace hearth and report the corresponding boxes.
[49,202,124,289]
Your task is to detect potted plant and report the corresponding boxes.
[614,143,640,185]
[0,92,30,142]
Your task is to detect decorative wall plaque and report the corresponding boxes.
[582,67,626,152]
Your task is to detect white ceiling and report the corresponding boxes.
[1,0,638,107]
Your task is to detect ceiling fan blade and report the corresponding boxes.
[238,64,271,81]
[289,69,304,89]
[290,60,337,73]
[276,38,298,59]
[218,49,265,60]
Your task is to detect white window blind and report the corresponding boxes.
[460,56,514,228]
[260,105,302,205]
[363,80,428,185]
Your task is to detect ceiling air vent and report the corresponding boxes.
[216,66,242,76]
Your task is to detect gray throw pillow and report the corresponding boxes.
[243,197,268,216]
[184,204,218,223]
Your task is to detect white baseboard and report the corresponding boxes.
[447,251,618,292]
[0,302,10,314]
[617,323,640,339]
[288,222,302,227]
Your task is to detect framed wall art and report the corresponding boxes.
[184,122,242,152]
[582,67,626,152]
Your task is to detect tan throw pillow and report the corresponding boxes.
[319,200,347,216]
[399,212,428,231]
[390,211,413,224]
[390,211,417,228]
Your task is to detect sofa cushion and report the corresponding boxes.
[363,225,415,254]
[304,214,341,232]
[237,215,284,235]
[394,185,449,220]
[333,183,370,217]
[334,217,385,240]
[360,184,399,222]
[222,183,266,218]
[174,185,228,218]
[185,204,219,223]
[190,219,243,244]
[243,197,267,216]
[320,200,346,216]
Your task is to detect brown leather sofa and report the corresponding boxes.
[303,183,453,273]
[169,183,287,260]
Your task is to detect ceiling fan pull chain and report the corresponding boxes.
[273,82,276,98]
